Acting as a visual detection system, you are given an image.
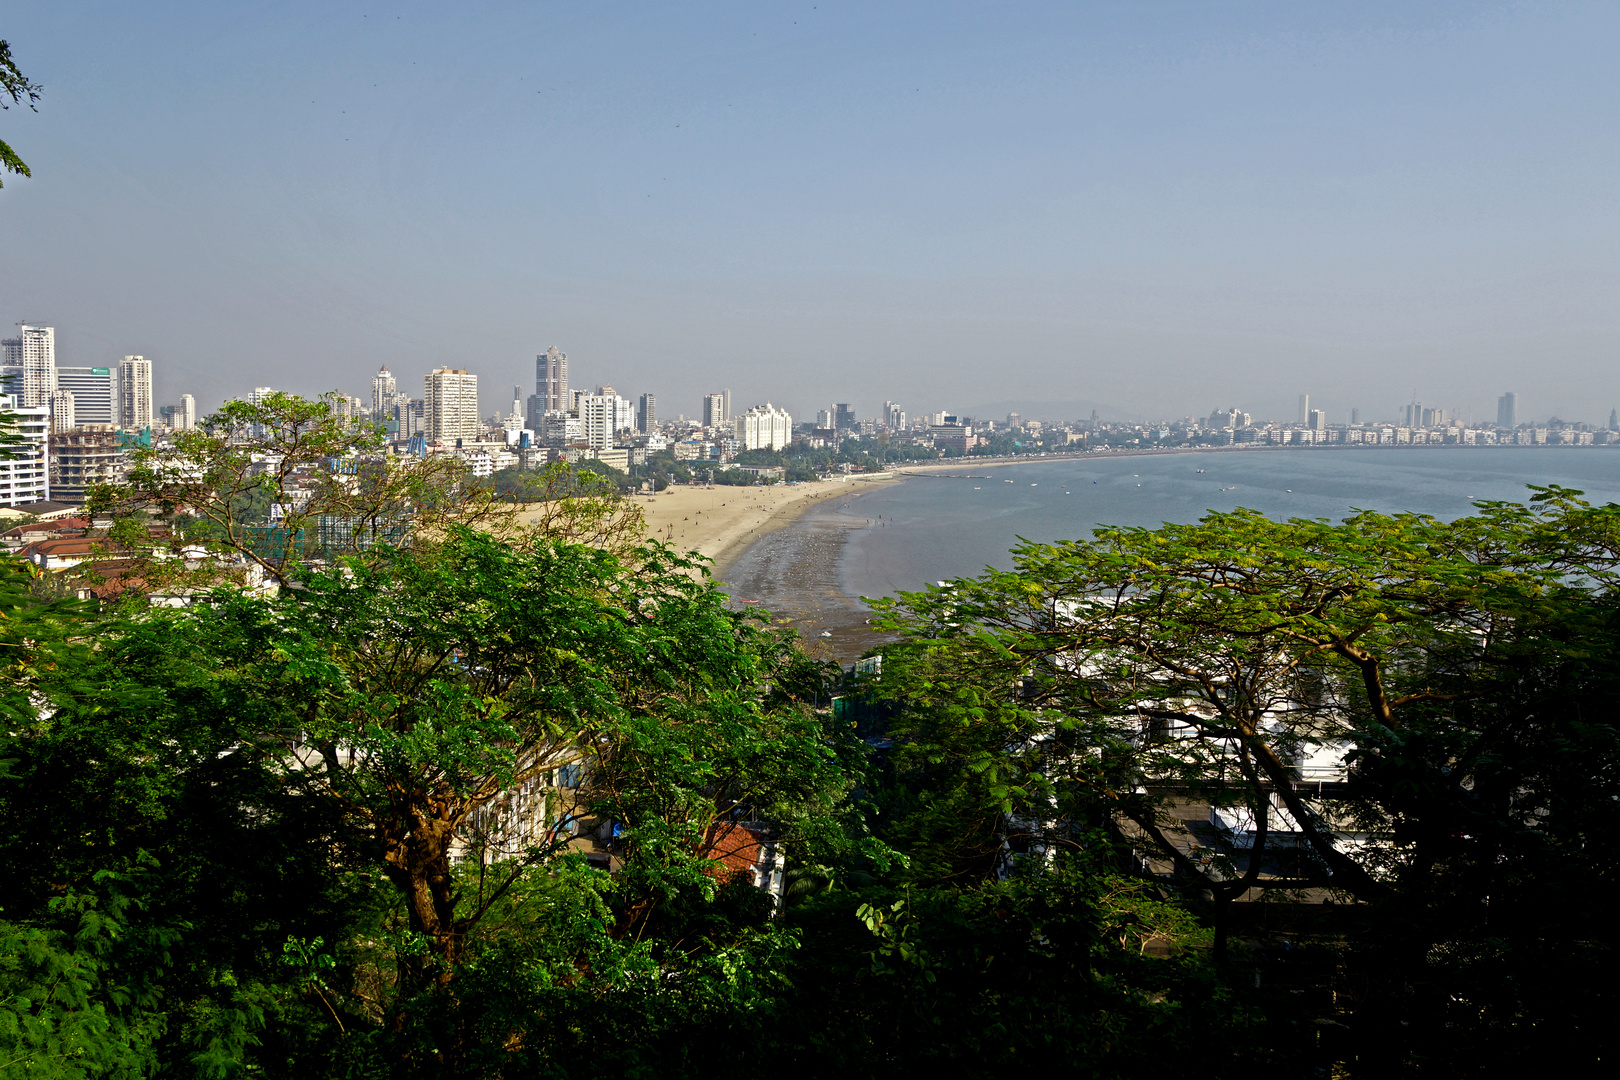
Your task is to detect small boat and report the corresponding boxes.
[1030,483,1038,487]
[819,630,832,638]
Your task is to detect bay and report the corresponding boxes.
[834,448,1620,601]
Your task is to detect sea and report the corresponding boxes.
[828,448,1620,601]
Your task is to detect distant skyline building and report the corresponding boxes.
[119,355,153,429]
[424,368,479,442]
[723,388,732,424]
[1297,393,1309,425]
[54,365,116,426]
[2,324,56,408]
[579,393,617,451]
[1497,391,1517,429]
[536,346,568,412]
[835,403,856,430]
[734,403,793,451]
[703,393,726,428]
[179,393,196,430]
[638,393,657,434]
[371,366,397,416]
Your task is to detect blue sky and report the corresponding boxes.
[1,1,1616,425]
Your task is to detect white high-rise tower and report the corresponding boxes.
[120,355,153,429]
[371,366,397,416]
[1,324,55,407]
[424,368,479,442]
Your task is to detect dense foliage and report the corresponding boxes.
[5,396,1615,1076]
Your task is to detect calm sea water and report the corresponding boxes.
[827,448,1620,601]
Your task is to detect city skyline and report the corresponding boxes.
[2,4,1617,426]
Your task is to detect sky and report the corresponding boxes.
[0,1,1616,426]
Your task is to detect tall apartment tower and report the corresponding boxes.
[371,366,397,416]
[424,368,479,442]
[1497,392,1517,429]
[0,392,50,506]
[703,393,726,428]
[1,324,56,407]
[722,388,732,424]
[120,355,153,429]
[536,346,568,412]
[638,393,657,434]
[1297,394,1309,425]
[179,393,197,430]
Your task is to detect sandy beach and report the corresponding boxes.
[634,474,896,571]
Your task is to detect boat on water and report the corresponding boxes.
[819,630,832,638]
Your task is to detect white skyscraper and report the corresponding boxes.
[179,393,196,430]
[371,366,397,416]
[49,390,74,433]
[578,393,622,450]
[734,403,793,451]
[1,324,55,408]
[424,368,479,442]
[703,393,726,428]
[1297,393,1309,425]
[120,355,153,429]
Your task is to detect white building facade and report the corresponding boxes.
[1,324,55,408]
[734,403,793,451]
[0,393,51,506]
[424,368,479,442]
[120,355,153,429]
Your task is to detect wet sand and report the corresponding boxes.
[714,486,899,665]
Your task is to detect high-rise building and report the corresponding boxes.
[0,393,50,506]
[424,368,479,442]
[1351,407,1360,425]
[1497,392,1517,429]
[49,390,74,433]
[578,393,617,451]
[371,366,397,416]
[638,393,657,434]
[1610,408,1618,431]
[179,393,196,430]
[703,393,726,428]
[1297,394,1309,425]
[722,388,732,424]
[1308,409,1326,431]
[884,401,905,433]
[119,355,153,429]
[53,366,116,425]
[734,403,793,451]
[816,409,833,429]
[393,399,424,439]
[835,404,856,430]
[1,324,55,408]
[536,346,568,413]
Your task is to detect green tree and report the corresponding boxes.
[873,489,1620,1072]
[0,39,40,187]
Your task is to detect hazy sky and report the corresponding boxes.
[1,1,1616,425]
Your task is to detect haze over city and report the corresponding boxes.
[2,1,1617,424]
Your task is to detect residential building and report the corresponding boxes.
[371,366,397,416]
[49,391,74,433]
[733,403,793,451]
[703,393,726,428]
[179,394,196,430]
[1497,392,1517,429]
[1,324,55,407]
[0,393,50,506]
[638,393,657,434]
[835,403,856,430]
[884,401,905,433]
[393,398,425,439]
[1297,394,1309,425]
[48,425,126,505]
[579,393,619,451]
[119,356,153,429]
[424,368,479,442]
[54,366,116,425]
[539,410,583,447]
